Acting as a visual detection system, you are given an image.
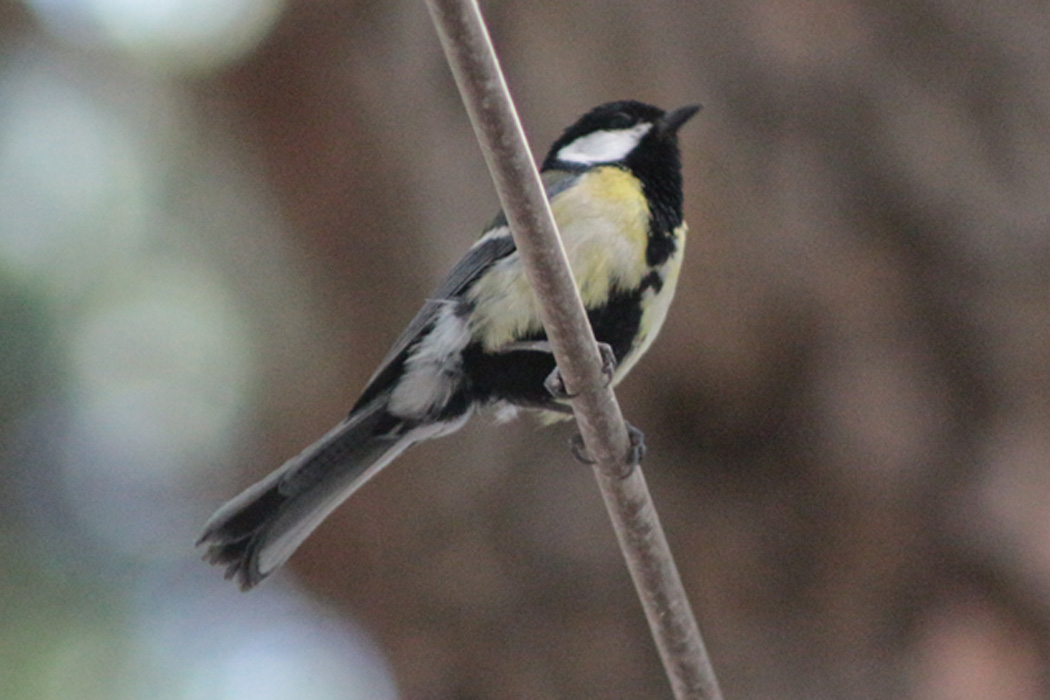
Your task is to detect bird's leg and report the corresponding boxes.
[495,339,635,469]
[569,421,646,474]
[543,342,617,400]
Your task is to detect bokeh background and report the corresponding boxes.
[2,0,1050,698]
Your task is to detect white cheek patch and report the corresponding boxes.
[556,123,652,165]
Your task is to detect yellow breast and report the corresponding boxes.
[612,221,686,383]
[467,167,652,350]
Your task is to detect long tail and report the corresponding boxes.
[198,401,416,590]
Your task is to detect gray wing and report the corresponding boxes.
[354,170,580,405]
[424,169,579,302]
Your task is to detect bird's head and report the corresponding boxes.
[541,100,701,173]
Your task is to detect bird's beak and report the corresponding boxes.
[658,104,702,135]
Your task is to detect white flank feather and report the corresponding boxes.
[388,302,470,418]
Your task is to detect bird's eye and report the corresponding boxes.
[608,111,634,129]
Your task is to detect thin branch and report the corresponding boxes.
[422,2,723,699]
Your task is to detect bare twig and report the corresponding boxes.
[423,1,723,698]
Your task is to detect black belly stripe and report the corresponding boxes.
[461,344,559,407]
[639,269,663,295]
[462,284,647,407]
[646,231,678,268]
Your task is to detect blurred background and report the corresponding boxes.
[2,0,1049,698]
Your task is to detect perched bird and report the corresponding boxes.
[199,100,700,589]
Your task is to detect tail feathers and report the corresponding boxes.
[198,404,409,590]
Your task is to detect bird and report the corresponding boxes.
[198,100,700,589]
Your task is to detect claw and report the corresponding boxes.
[596,342,617,386]
[568,421,646,475]
[543,343,619,401]
[569,433,595,464]
[624,421,646,467]
[545,366,576,400]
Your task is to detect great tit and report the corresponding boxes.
[199,100,700,589]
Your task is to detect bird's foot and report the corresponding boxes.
[544,342,617,400]
[624,421,646,468]
[569,433,595,464]
[568,420,646,476]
